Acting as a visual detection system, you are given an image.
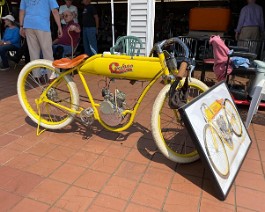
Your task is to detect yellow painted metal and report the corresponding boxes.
[21,64,75,126]
[27,51,176,134]
[79,66,164,132]
[158,86,198,158]
[205,100,223,121]
[158,52,170,75]
[80,54,162,80]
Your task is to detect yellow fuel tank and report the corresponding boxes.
[205,100,223,120]
[80,54,162,81]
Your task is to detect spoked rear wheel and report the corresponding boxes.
[151,78,208,163]
[224,99,242,137]
[17,59,79,130]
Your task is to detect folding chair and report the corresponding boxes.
[174,36,198,61]
[210,35,265,110]
[237,39,265,60]
[110,35,143,56]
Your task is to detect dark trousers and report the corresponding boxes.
[0,44,18,68]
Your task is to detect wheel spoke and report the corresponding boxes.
[151,79,208,163]
[204,125,229,177]
[17,60,79,130]
[224,99,242,137]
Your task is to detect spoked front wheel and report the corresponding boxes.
[204,124,230,178]
[151,78,208,163]
[17,59,79,130]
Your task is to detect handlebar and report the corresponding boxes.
[149,37,190,59]
[177,61,188,79]
[149,37,191,79]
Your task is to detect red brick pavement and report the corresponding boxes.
[0,64,265,211]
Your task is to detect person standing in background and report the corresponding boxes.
[19,0,62,61]
[19,0,62,78]
[235,0,264,41]
[82,0,99,56]
[59,0,78,26]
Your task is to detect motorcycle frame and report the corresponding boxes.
[35,52,177,133]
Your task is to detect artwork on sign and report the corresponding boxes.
[179,81,252,200]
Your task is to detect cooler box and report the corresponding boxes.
[189,7,231,32]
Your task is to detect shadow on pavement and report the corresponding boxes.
[0,68,20,100]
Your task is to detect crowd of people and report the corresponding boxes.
[0,0,98,71]
[0,0,264,72]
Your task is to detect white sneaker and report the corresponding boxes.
[49,70,59,80]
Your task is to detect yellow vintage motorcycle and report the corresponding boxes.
[17,37,208,163]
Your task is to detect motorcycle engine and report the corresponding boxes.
[99,88,126,126]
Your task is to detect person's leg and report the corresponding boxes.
[37,30,54,61]
[0,44,17,69]
[25,29,41,61]
[87,27,98,55]
[52,44,57,54]
[26,29,49,78]
[37,30,62,79]
[53,45,65,59]
[83,27,92,56]
[239,27,259,40]
[52,44,59,59]
[60,45,72,57]
[24,46,30,63]
[35,30,56,79]
[239,27,260,53]
[243,27,259,41]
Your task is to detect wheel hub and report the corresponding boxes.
[46,87,59,102]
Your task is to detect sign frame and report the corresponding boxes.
[179,81,252,200]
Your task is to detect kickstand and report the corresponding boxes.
[36,102,46,136]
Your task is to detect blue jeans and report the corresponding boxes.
[53,44,72,58]
[83,27,97,56]
[0,44,18,68]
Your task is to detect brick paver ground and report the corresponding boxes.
[0,62,265,211]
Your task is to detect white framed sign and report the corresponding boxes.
[179,81,252,200]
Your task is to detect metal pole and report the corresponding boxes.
[111,0,115,46]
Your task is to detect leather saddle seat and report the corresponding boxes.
[52,54,89,69]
